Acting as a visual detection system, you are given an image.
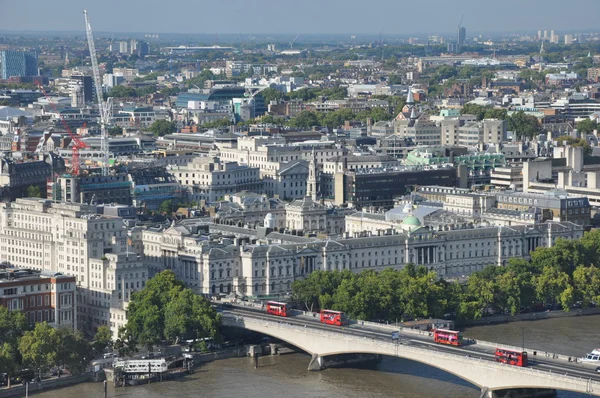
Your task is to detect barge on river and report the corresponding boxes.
[113,357,192,387]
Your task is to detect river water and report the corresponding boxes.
[34,315,600,398]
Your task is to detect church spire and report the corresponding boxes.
[406,87,415,105]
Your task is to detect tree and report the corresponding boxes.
[92,325,113,356]
[461,104,488,121]
[164,289,221,343]
[577,118,597,134]
[261,87,283,104]
[290,111,320,129]
[26,185,41,198]
[109,85,137,98]
[573,265,600,306]
[387,74,403,85]
[158,199,174,214]
[507,111,541,139]
[108,126,123,136]
[534,266,570,308]
[124,270,220,350]
[55,328,91,375]
[148,119,176,137]
[19,322,58,374]
[0,308,28,386]
[555,135,591,155]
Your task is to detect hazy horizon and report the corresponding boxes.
[2,0,599,36]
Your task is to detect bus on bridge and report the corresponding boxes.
[266,301,289,317]
[320,310,348,326]
[495,348,528,367]
[433,329,463,346]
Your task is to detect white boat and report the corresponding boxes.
[581,348,600,363]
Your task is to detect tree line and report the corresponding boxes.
[292,231,600,324]
[0,309,112,385]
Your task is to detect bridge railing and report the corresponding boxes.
[224,302,587,365]
[222,314,600,393]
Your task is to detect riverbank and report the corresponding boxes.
[460,307,600,327]
[0,374,92,398]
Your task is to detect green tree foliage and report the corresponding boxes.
[108,85,138,98]
[164,289,221,343]
[0,308,28,383]
[576,118,598,134]
[26,185,41,198]
[203,118,232,129]
[19,322,58,373]
[125,270,220,350]
[387,74,403,85]
[555,135,592,155]
[507,111,542,139]
[148,119,176,137]
[460,104,487,120]
[92,325,113,355]
[573,265,600,306]
[108,126,123,136]
[55,328,92,375]
[261,87,284,104]
[291,231,600,323]
[289,110,320,129]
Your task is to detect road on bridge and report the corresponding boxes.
[218,304,600,385]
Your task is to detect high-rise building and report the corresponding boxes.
[119,41,128,54]
[564,34,573,45]
[0,50,38,79]
[538,30,542,40]
[458,27,466,46]
[543,30,548,40]
[137,40,149,57]
[129,39,138,55]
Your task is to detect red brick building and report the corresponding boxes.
[0,269,76,329]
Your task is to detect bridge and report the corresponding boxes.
[220,305,600,398]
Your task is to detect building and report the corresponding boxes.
[0,268,76,328]
[458,27,466,46]
[119,41,128,54]
[588,68,600,82]
[334,165,465,210]
[136,216,583,299]
[0,156,55,201]
[168,157,262,204]
[0,198,147,335]
[0,51,38,79]
[128,166,183,210]
[53,173,132,205]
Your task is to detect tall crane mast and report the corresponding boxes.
[84,10,111,176]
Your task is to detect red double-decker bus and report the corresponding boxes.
[320,310,347,326]
[433,329,463,346]
[495,348,528,367]
[266,301,289,317]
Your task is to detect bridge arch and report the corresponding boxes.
[223,315,600,397]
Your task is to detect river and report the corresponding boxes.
[33,315,600,398]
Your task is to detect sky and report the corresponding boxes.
[1,0,599,36]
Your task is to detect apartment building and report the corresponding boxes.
[0,268,76,329]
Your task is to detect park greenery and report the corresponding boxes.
[115,270,221,354]
[292,231,600,324]
[0,308,112,385]
[147,119,176,137]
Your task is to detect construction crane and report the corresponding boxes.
[289,33,299,49]
[38,84,87,175]
[84,10,112,176]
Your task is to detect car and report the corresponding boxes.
[103,353,115,359]
[596,366,600,374]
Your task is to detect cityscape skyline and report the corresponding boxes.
[2,0,600,35]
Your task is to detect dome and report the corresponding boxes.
[402,215,421,227]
